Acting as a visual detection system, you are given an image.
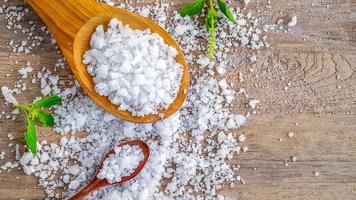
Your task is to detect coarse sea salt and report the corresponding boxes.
[84,18,182,116]
[0,0,275,199]
[1,86,18,105]
[97,144,144,184]
[288,16,298,27]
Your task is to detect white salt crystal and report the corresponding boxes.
[69,165,80,175]
[18,65,33,78]
[1,86,18,105]
[249,99,260,109]
[291,155,298,162]
[40,152,49,163]
[102,190,121,200]
[216,64,226,74]
[63,174,70,184]
[41,85,51,96]
[226,118,237,129]
[288,16,298,27]
[314,171,320,177]
[243,146,248,152]
[237,19,247,26]
[234,115,247,127]
[197,56,210,68]
[288,132,294,138]
[239,134,246,142]
[23,165,34,175]
[19,152,34,165]
[139,7,150,17]
[69,180,81,190]
[249,55,257,63]
[244,0,251,5]
[175,24,193,36]
[218,79,228,90]
[30,157,39,165]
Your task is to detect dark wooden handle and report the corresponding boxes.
[69,178,108,200]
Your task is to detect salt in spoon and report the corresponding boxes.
[26,0,189,123]
[69,140,150,200]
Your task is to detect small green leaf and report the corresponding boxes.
[179,0,205,17]
[25,117,37,155]
[31,95,62,108]
[217,0,237,24]
[32,110,55,127]
[206,8,218,32]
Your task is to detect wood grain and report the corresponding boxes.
[0,0,355,200]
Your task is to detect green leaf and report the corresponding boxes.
[206,8,218,32]
[179,0,205,17]
[32,110,55,127]
[25,117,37,155]
[217,0,237,24]
[31,95,62,108]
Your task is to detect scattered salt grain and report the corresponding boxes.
[243,146,249,152]
[288,16,298,27]
[1,86,18,105]
[288,132,294,138]
[243,0,251,5]
[314,171,320,177]
[18,63,33,79]
[249,55,257,63]
[196,56,210,68]
[216,64,227,74]
[248,99,260,109]
[239,134,247,142]
[291,155,298,162]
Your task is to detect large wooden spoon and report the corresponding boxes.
[26,0,189,123]
[69,140,150,200]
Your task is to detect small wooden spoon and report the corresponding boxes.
[26,0,189,123]
[69,140,150,200]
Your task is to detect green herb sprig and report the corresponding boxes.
[179,0,236,59]
[14,95,62,155]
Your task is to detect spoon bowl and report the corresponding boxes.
[69,140,150,200]
[27,0,189,123]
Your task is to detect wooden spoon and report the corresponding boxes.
[26,0,189,123]
[69,140,150,200]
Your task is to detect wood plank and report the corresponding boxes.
[0,0,355,199]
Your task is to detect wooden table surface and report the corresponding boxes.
[0,0,355,199]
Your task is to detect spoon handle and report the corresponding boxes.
[26,0,104,56]
[26,0,91,39]
[69,178,108,200]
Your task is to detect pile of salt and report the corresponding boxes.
[84,18,182,116]
[97,144,144,184]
